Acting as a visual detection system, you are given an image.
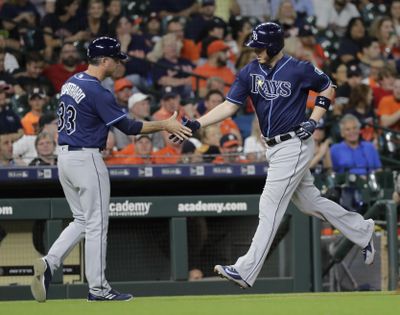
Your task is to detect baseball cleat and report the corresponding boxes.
[214,265,250,289]
[87,289,133,301]
[362,237,375,265]
[31,258,52,302]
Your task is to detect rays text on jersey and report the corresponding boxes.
[250,74,291,100]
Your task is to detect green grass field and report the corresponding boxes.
[0,292,399,315]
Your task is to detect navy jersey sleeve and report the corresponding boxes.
[226,69,249,107]
[300,61,331,93]
[94,90,127,126]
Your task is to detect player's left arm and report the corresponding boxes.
[295,62,335,140]
[309,85,335,123]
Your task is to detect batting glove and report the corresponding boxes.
[169,117,201,143]
[295,119,317,140]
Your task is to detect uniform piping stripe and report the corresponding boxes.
[91,154,104,292]
[245,139,303,282]
[318,79,331,93]
[73,75,99,83]
[226,96,243,106]
[106,114,127,126]
[266,56,292,137]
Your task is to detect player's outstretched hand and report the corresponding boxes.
[295,119,317,140]
[165,111,193,143]
[169,115,201,144]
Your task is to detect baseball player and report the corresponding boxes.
[31,37,192,302]
[176,23,375,288]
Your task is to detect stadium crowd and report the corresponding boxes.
[0,0,399,171]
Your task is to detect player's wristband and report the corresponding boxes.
[314,96,331,110]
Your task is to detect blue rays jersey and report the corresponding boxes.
[57,72,127,148]
[226,55,331,138]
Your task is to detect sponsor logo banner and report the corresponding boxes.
[0,206,13,215]
[109,201,152,217]
[178,201,247,214]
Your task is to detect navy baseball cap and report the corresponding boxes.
[161,86,178,99]
[28,87,46,99]
[245,22,284,57]
[87,37,128,60]
[347,63,362,77]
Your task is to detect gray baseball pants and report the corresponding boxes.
[234,136,374,286]
[45,146,111,296]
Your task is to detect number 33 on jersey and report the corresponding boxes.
[57,73,127,148]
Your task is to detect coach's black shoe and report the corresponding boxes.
[31,258,52,302]
[362,237,375,265]
[214,265,250,289]
[87,289,133,301]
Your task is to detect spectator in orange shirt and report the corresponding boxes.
[166,17,200,64]
[197,17,226,58]
[114,78,134,111]
[153,86,185,121]
[192,39,235,97]
[153,86,187,146]
[152,141,182,164]
[202,89,242,144]
[213,133,248,164]
[107,134,154,165]
[372,66,396,109]
[21,87,46,135]
[377,77,400,132]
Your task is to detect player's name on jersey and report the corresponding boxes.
[60,82,86,104]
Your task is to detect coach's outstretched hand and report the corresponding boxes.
[169,116,201,143]
[165,111,193,143]
[295,119,317,140]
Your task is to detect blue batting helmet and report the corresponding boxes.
[245,22,284,58]
[87,36,128,60]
